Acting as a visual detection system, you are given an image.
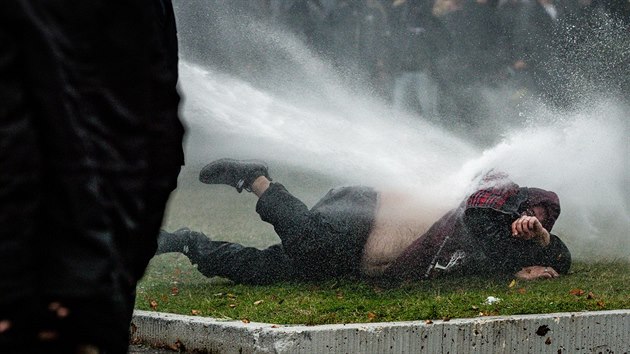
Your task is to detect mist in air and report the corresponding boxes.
[172,1,629,260]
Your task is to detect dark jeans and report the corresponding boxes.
[190,183,378,284]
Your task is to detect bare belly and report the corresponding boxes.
[360,191,444,277]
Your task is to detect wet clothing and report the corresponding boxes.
[180,177,569,285]
[259,183,377,278]
[384,181,567,280]
[0,0,184,352]
[185,183,378,284]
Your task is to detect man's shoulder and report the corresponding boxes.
[466,185,521,210]
[464,170,527,214]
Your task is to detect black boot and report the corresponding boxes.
[199,158,272,193]
[158,228,299,284]
[156,228,247,279]
[156,227,198,255]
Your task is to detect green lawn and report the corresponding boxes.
[136,258,629,325]
[136,163,630,325]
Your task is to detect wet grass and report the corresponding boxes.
[136,163,630,325]
[136,258,630,325]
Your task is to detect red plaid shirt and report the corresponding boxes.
[466,170,520,210]
[466,183,520,210]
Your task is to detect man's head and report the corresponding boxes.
[521,188,570,273]
[524,188,561,231]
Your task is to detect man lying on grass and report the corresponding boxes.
[156,159,571,285]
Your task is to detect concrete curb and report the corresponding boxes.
[131,309,629,353]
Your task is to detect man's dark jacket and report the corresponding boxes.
[384,176,570,280]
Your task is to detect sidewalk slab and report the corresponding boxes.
[131,309,629,353]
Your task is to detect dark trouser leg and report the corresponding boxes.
[255,183,374,279]
[167,230,301,285]
[0,1,184,352]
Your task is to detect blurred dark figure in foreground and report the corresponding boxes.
[0,0,184,353]
[157,159,571,285]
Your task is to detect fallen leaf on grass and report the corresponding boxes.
[587,292,595,299]
[242,318,250,324]
[213,292,224,297]
[254,300,264,305]
[596,300,605,309]
[367,312,377,321]
[149,300,158,310]
[471,305,479,311]
[336,292,344,299]
[171,287,179,296]
[508,279,517,288]
[228,304,237,308]
[569,288,585,296]
[191,310,201,315]
[517,288,527,294]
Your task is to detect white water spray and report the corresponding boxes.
[454,103,630,260]
[178,60,629,261]
[173,3,629,261]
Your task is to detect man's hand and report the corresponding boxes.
[515,266,559,280]
[511,215,550,246]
